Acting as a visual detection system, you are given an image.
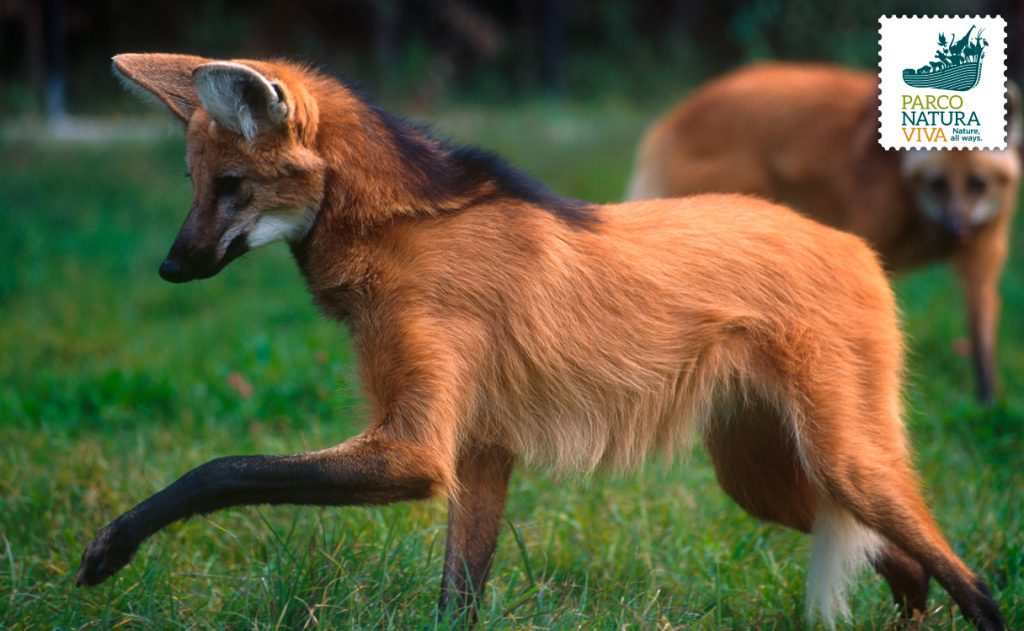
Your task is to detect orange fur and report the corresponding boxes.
[629,62,1021,404]
[76,54,1005,630]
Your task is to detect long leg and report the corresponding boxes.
[437,446,515,627]
[956,224,1009,406]
[76,435,451,587]
[873,541,930,615]
[820,459,1001,629]
[703,397,930,619]
[794,397,1004,631]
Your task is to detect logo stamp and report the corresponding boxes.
[880,16,1007,149]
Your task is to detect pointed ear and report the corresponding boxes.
[112,53,209,122]
[1008,80,1023,149]
[192,62,291,141]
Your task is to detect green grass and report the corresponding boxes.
[1,105,1022,629]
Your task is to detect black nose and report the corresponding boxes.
[939,216,971,244]
[159,258,189,283]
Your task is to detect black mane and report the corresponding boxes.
[444,142,598,229]
[345,81,597,229]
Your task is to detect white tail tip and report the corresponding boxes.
[806,504,884,628]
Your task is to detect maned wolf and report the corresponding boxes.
[628,62,1022,405]
[76,54,1004,630]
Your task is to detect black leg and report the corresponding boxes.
[874,541,930,617]
[437,447,514,627]
[76,437,448,586]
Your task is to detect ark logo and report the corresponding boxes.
[880,16,1006,149]
[902,27,988,91]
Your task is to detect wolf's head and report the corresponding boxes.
[113,54,327,282]
[901,83,1023,244]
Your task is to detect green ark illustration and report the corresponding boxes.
[902,26,988,91]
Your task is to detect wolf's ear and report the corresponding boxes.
[112,53,209,122]
[192,62,291,141]
[1008,80,1023,149]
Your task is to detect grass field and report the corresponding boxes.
[1,105,1022,629]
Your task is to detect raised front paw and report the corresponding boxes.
[75,523,140,587]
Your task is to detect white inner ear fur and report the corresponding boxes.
[111,64,165,110]
[192,61,289,141]
[246,209,317,249]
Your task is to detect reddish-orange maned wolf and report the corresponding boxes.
[628,62,1022,405]
[76,54,1004,630]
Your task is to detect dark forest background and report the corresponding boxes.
[3,0,1023,117]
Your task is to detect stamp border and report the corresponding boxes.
[878,15,1008,151]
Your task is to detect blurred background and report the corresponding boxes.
[3,0,1024,117]
[1,1,1022,629]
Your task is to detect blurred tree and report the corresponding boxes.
[540,0,565,97]
[23,0,44,107]
[44,0,67,121]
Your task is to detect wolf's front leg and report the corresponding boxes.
[438,446,515,626]
[75,435,451,586]
[955,223,1009,406]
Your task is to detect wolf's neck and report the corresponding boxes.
[310,92,464,229]
[291,81,596,316]
[311,83,593,233]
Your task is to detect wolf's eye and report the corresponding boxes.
[928,176,949,195]
[214,175,242,198]
[966,174,988,196]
